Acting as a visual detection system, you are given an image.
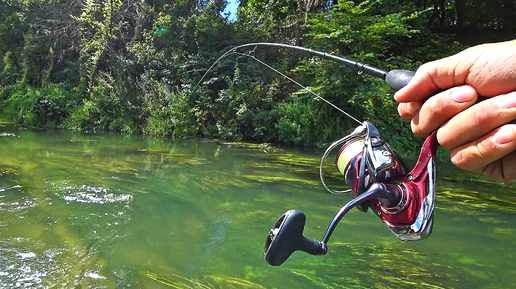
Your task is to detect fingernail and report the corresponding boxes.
[497,92,516,108]
[451,86,476,103]
[493,125,516,145]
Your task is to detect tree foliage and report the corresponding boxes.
[0,0,514,151]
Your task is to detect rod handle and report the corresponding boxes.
[386,70,415,91]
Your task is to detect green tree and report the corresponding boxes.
[237,0,332,43]
[0,0,512,151]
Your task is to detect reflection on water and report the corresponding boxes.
[0,123,515,288]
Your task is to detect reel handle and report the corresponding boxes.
[264,184,396,266]
[264,210,327,266]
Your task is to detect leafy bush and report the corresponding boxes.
[1,51,19,86]
[1,83,75,128]
[142,83,197,138]
[63,72,141,134]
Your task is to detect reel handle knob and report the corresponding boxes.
[264,210,327,266]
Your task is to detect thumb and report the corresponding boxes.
[395,40,516,103]
[394,53,470,103]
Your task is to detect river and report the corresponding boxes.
[0,122,515,288]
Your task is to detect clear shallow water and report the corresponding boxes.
[0,123,515,288]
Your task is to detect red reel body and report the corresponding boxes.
[334,124,438,240]
[370,132,438,240]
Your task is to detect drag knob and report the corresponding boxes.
[264,210,327,266]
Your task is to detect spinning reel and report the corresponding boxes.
[192,41,440,267]
[264,122,439,266]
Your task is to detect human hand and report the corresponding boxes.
[394,40,516,181]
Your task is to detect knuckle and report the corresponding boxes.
[419,62,438,76]
[411,121,428,137]
[450,139,492,170]
[450,150,469,170]
[425,96,446,115]
[471,103,494,125]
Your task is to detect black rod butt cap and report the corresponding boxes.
[386,70,415,91]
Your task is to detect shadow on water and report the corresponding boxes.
[0,123,515,288]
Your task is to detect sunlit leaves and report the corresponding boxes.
[73,0,124,85]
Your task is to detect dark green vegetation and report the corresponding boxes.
[0,0,515,150]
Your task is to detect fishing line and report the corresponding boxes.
[193,42,415,127]
[192,43,385,125]
[232,51,362,124]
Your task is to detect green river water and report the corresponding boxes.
[0,122,515,288]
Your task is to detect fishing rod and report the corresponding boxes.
[195,42,415,93]
[231,50,362,124]
[194,42,414,125]
[194,42,439,267]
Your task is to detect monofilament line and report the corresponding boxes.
[235,52,362,125]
